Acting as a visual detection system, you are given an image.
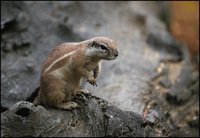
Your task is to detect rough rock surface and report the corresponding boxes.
[1,94,145,137]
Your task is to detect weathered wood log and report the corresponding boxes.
[1,92,145,137]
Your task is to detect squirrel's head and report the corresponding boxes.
[86,36,119,60]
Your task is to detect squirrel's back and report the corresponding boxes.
[41,42,81,74]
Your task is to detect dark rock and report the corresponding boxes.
[188,116,199,128]
[1,18,16,31]
[146,29,183,62]
[165,57,198,104]
[1,106,8,113]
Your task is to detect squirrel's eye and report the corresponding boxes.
[100,45,107,50]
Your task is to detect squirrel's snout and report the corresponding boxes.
[114,50,119,57]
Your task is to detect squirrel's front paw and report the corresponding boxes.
[87,78,97,87]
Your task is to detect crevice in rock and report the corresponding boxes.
[1,106,8,113]
[26,87,40,103]
[15,107,31,117]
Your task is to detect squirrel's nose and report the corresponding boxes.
[114,50,119,57]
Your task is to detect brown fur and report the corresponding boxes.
[33,36,118,110]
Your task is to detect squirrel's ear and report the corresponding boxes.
[90,41,97,47]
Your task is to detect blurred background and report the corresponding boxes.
[1,1,199,137]
[169,1,199,58]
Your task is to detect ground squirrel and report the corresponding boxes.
[33,36,119,110]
